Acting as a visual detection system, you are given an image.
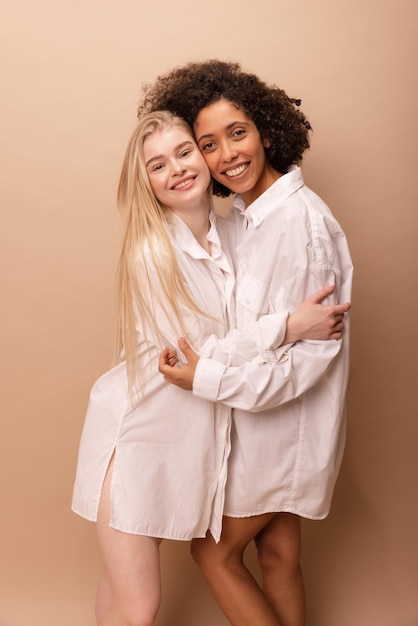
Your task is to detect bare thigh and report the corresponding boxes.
[192,512,276,565]
[96,456,162,620]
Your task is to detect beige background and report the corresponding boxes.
[1,0,417,624]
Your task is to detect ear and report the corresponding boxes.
[263,136,271,148]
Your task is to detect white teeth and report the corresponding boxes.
[173,178,193,190]
[225,164,247,177]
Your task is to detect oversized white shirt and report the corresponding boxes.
[72,211,291,540]
[193,167,353,519]
[72,212,235,541]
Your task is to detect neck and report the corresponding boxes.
[171,196,212,253]
[241,164,281,207]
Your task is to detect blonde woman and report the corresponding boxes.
[72,110,348,626]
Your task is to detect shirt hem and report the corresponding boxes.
[71,505,216,541]
[223,506,329,521]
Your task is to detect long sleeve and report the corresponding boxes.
[193,264,349,412]
[193,335,342,412]
[197,310,289,366]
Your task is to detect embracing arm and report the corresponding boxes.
[193,337,343,411]
[159,283,350,396]
[195,283,349,367]
[189,245,353,411]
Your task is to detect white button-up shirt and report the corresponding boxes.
[72,212,236,541]
[193,167,353,519]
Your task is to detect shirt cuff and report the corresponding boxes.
[193,357,226,402]
[255,311,289,361]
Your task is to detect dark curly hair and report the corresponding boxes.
[138,59,312,197]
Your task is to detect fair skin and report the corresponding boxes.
[95,456,162,625]
[159,99,351,626]
[145,124,212,250]
[95,124,213,626]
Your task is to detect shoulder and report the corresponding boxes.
[268,180,344,239]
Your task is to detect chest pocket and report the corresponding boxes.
[236,271,269,316]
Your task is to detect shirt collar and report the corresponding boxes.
[233,166,304,228]
[166,210,222,261]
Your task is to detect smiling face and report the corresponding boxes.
[143,124,211,215]
[194,98,281,206]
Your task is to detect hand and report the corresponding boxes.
[284,284,351,343]
[162,348,179,367]
[158,337,199,390]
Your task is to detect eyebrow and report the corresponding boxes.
[145,140,194,167]
[196,121,251,144]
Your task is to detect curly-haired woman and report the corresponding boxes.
[143,61,353,626]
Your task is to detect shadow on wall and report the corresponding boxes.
[301,460,414,626]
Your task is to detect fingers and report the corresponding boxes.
[158,349,170,374]
[159,348,169,366]
[158,358,180,384]
[328,303,350,334]
[177,337,199,364]
[160,361,194,391]
[166,349,178,366]
[309,286,351,314]
[329,318,345,340]
[158,348,178,373]
[178,337,191,351]
[333,302,351,314]
[309,284,336,304]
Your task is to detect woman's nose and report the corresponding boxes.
[172,160,186,174]
[220,141,238,162]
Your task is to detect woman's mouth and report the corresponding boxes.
[224,163,249,178]
[172,176,196,190]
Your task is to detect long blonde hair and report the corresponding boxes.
[115,111,210,391]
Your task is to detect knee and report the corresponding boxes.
[255,514,302,574]
[109,596,160,626]
[255,534,301,574]
[134,606,159,626]
[190,537,213,570]
[114,610,158,626]
[190,537,236,576]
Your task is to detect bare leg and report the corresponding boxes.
[95,457,162,626]
[191,514,280,626]
[95,569,112,622]
[255,513,305,626]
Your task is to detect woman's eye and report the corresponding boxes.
[233,129,246,138]
[201,142,215,151]
[180,149,192,158]
[151,163,164,172]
